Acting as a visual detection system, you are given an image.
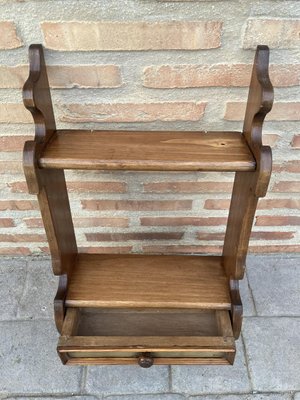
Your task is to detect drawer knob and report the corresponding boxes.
[138,353,154,368]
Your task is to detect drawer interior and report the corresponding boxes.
[58,308,235,366]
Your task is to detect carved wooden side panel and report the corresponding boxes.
[223,45,274,280]
[23,45,77,332]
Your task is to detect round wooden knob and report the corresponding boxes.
[138,353,154,368]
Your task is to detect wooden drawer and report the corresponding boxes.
[57,308,235,367]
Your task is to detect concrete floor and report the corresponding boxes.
[0,254,299,399]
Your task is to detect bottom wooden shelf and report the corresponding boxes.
[65,254,231,309]
[58,308,235,366]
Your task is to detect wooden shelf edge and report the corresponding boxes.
[38,130,256,172]
[65,254,232,310]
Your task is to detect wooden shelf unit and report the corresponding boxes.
[23,44,274,367]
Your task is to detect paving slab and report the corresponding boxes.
[0,258,27,321]
[171,339,251,395]
[0,320,82,395]
[17,258,58,320]
[105,395,184,400]
[85,365,169,395]
[9,397,99,400]
[243,317,300,391]
[240,272,256,317]
[246,256,300,316]
[189,394,292,400]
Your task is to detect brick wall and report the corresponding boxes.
[0,0,299,255]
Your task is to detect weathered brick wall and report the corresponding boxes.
[0,0,299,255]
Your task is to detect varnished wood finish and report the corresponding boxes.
[64,357,231,366]
[23,44,56,195]
[22,44,273,366]
[39,130,256,172]
[223,46,273,280]
[57,307,235,365]
[59,336,234,351]
[243,45,273,166]
[23,45,77,277]
[23,45,77,335]
[66,254,231,309]
[54,274,68,333]
[76,308,220,336]
[229,280,243,339]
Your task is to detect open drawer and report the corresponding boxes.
[57,308,236,366]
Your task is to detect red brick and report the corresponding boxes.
[196,231,294,240]
[0,234,46,242]
[204,199,231,209]
[0,247,31,256]
[249,245,300,253]
[86,232,184,241]
[0,161,23,174]
[205,198,300,210]
[0,200,38,211]
[143,245,222,254]
[7,182,28,193]
[82,200,192,211]
[250,231,295,240]
[258,199,300,209]
[143,64,252,88]
[291,135,300,148]
[0,21,22,49]
[141,217,227,226]
[0,65,122,89]
[0,218,15,227]
[269,65,300,87]
[42,21,222,51]
[273,161,300,173]
[78,246,133,254]
[9,181,127,193]
[60,102,206,123]
[243,19,300,49]
[23,218,43,228]
[272,181,300,193]
[255,216,300,226]
[144,181,233,193]
[76,217,128,228]
[225,102,300,121]
[197,232,225,240]
[25,217,129,228]
[66,181,127,193]
[39,247,50,254]
[262,134,280,147]
[0,135,32,151]
[143,64,300,88]
[47,65,121,88]
[0,104,32,123]
[0,65,28,89]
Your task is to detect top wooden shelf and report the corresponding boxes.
[39,130,256,172]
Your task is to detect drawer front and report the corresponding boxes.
[58,307,235,366]
[59,350,233,366]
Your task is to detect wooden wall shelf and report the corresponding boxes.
[22,44,273,368]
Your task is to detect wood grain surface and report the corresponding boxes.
[58,307,235,365]
[39,130,256,171]
[76,308,219,336]
[66,254,231,309]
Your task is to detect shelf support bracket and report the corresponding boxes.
[223,45,274,281]
[23,44,78,332]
